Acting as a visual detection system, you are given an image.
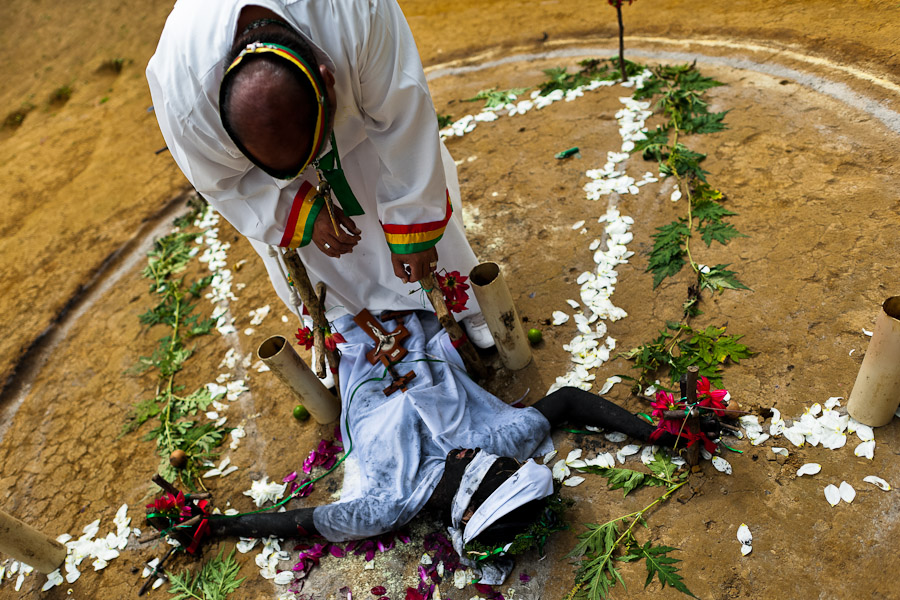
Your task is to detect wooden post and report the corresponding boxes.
[281,250,341,396]
[683,366,701,467]
[0,509,66,573]
[420,273,486,380]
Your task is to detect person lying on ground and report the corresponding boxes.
[161,310,718,583]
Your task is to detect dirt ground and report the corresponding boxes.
[1,1,899,599]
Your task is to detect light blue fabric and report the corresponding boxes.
[312,311,552,542]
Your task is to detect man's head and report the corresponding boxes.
[219,24,336,179]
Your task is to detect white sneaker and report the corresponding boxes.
[310,347,336,389]
[462,312,495,349]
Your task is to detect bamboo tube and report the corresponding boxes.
[420,273,486,380]
[468,262,531,371]
[280,250,341,395]
[0,509,66,573]
[258,336,341,424]
[848,297,900,427]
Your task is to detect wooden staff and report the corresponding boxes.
[420,273,486,380]
[683,366,701,467]
[281,250,341,396]
[0,509,66,573]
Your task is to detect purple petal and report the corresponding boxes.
[328,545,346,558]
[282,471,298,483]
[371,587,387,596]
[365,549,375,562]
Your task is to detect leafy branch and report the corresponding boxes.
[168,547,244,600]
[123,205,229,488]
[567,454,696,600]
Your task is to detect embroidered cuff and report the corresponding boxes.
[280,181,325,248]
[381,191,451,254]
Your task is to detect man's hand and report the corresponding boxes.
[312,204,362,258]
[391,247,438,284]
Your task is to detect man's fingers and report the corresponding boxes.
[391,254,410,283]
[337,210,362,236]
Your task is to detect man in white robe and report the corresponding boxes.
[146,0,490,343]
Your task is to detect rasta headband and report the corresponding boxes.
[220,42,330,180]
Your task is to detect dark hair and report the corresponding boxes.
[219,27,323,178]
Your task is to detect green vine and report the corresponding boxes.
[123,204,230,488]
[621,62,752,391]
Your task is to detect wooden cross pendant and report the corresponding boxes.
[352,309,416,395]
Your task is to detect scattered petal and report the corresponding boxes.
[824,484,841,507]
[740,544,753,556]
[605,432,627,443]
[797,463,821,476]
[839,481,856,503]
[563,476,586,487]
[737,523,752,545]
[771,447,789,456]
[863,476,891,491]
[712,456,732,475]
[551,311,570,325]
[863,328,873,336]
[854,440,875,459]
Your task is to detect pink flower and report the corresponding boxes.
[650,390,681,418]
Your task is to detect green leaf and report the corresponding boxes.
[646,222,690,288]
[699,264,751,292]
[121,395,163,435]
[646,453,685,485]
[636,542,698,598]
[698,221,746,246]
[462,87,530,108]
[691,197,734,223]
[169,547,244,600]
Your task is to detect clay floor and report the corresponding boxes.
[0,1,899,598]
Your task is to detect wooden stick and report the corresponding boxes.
[684,366,701,467]
[281,250,341,395]
[138,546,178,596]
[0,509,66,573]
[419,273,486,380]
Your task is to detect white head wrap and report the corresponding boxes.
[446,451,554,585]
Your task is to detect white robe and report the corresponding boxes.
[312,312,553,541]
[146,0,480,318]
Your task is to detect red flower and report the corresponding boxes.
[437,270,469,300]
[444,294,468,314]
[146,491,189,518]
[295,326,314,350]
[324,330,346,351]
[650,390,681,418]
[696,377,728,416]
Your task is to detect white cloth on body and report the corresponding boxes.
[311,311,553,544]
[147,0,481,318]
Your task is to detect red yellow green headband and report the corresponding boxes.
[224,42,330,178]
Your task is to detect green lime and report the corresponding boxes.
[292,405,310,421]
[527,327,543,344]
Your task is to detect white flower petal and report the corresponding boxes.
[605,432,627,443]
[551,311,570,325]
[563,476,586,487]
[863,476,891,491]
[737,523,752,545]
[863,328,873,336]
[824,484,841,507]
[273,571,295,585]
[797,463,821,476]
[740,544,753,556]
[712,456,732,475]
[839,481,856,503]
[771,447,789,456]
[542,450,558,464]
[619,444,641,457]
[572,220,586,230]
[854,440,875,459]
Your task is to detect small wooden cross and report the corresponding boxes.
[353,309,416,394]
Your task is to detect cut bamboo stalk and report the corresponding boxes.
[420,273,486,380]
[258,336,341,424]
[0,509,66,573]
[280,250,341,396]
[469,262,531,370]
[848,296,900,427]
